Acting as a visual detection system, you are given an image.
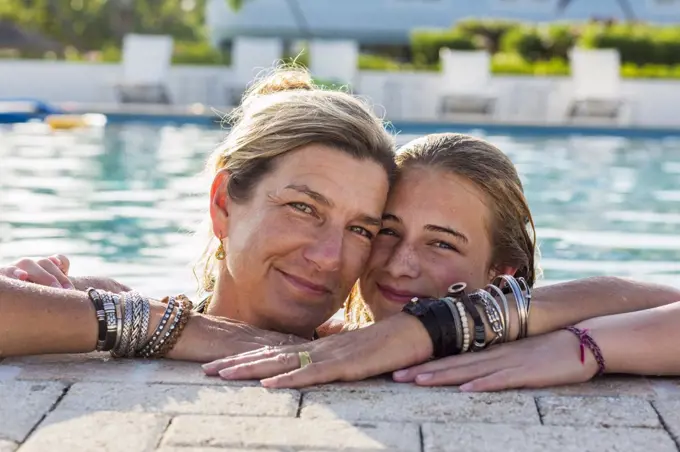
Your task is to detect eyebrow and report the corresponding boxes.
[286,184,382,227]
[382,212,469,244]
[285,184,332,207]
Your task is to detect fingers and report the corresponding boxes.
[49,254,70,275]
[0,266,28,280]
[261,362,339,389]
[459,367,523,392]
[12,258,63,288]
[202,347,281,375]
[217,353,302,381]
[393,349,501,383]
[37,258,74,289]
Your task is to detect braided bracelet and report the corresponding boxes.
[564,326,606,377]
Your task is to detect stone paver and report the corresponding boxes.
[162,415,420,451]
[0,381,66,442]
[654,399,680,443]
[57,382,299,417]
[3,355,679,451]
[537,396,661,428]
[0,354,256,386]
[0,441,16,452]
[422,423,678,452]
[19,411,169,452]
[301,388,540,424]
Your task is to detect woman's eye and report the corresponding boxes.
[350,226,374,240]
[289,202,314,215]
[378,228,398,237]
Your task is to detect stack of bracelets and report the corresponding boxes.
[402,274,532,359]
[87,288,192,358]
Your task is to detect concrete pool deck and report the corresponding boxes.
[0,353,678,451]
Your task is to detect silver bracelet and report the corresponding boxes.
[475,290,504,345]
[138,296,176,357]
[517,277,532,338]
[495,275,528,340]
[486,283,511,343]
[111,293,133,358]
[128,291,144,357]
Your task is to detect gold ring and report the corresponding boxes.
[298,351,312,369]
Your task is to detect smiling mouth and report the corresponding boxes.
[376,283,426,305]
[276,269,332,297]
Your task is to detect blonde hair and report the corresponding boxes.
[346,133,541,325]
[194,65,396,297]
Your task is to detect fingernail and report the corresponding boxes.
[13,269,26,280]
[459,383,473,392]
[393,370,408,380]
[218,368,235,379]
[51,282,62,289]
[415,373,433,383]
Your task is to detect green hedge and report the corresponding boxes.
[410,30,476,66]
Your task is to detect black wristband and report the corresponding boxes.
[401,299,444,358]
[429,299,460,357]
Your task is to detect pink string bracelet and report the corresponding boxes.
[563,326,606,377]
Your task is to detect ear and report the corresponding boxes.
[488,265,518,283]
[209,169,231,240]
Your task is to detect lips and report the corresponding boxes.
[277,268,332,297]
[376,283,426,305]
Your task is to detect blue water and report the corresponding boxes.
[2,121,680,299]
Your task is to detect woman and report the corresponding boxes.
[0,66,397,359]
[202,133,680,389]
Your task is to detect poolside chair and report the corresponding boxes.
[438,49,496,119]
[227,37,284,106]
[566,48,625,121]
[116,34,174,104]
[309,39,358,88]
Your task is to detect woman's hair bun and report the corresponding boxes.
[247,67,315,97]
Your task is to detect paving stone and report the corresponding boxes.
[162,415,419,451]
[650,377,680,399]
[525,376,657,399]
[537,396,661,428]
[422,423,678,452]
[19,411,168,452]
[57,383,299,417]
[301,388,540,424]
[0,441,16,452]
[654,399,680,443]
[0,354,257,386]
[0,381,66,442]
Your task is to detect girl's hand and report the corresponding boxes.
[393,329,600,392]
[0,255,74,290]
[201,313,434,388]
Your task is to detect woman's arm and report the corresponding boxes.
[0,276,307,360]
[526,276,680,336]
[580,300,680,376]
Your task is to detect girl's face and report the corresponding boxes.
[360,165,506,322]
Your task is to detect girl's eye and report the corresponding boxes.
[289,202,314,215]
[378,228,398,237]
[349,226,374,240]
[432,241,458,252]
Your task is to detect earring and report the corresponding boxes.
[215,241,225,260]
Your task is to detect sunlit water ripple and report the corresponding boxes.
[2,122,680,299]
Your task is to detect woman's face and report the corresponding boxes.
[212,144,389,336]
[360,165,498,322]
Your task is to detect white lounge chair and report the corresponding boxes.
[227,37,283,106]
[567,48,625,121]
[116,34,174,104]
[438,49,496,118]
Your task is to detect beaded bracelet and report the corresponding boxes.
[564,326,606,376]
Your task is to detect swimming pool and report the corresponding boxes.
[2,121,680,299]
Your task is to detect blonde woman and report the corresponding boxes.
[0,66,397,360]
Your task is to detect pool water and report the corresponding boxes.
[2,122,680,299]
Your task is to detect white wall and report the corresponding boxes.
[2,59,680,128]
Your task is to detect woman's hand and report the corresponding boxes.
[0,255,74,289]
[201,313,434,388]
[392,329,600,392]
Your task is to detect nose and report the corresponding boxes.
[384,241,420,279]
[303,226,343,273]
